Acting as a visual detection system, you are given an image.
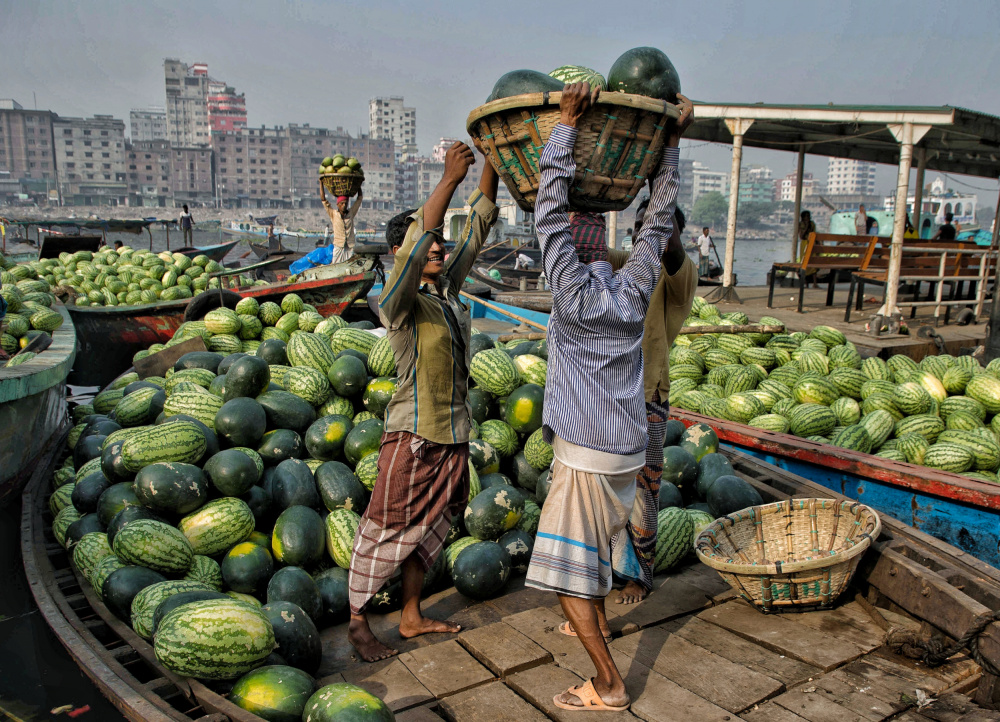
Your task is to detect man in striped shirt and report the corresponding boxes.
[525,82,694,712]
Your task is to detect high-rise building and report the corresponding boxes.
[0,99,57,184]
[164,59,211,147]
[369,97,417,158]
[126,139,172,206]
[207,80,247,133]
[53,114,127,205]
[211,130,248,206]
[692,161,728,202]
[827,158,876,196]
[677,158,695,209]
[170,146,215,206]
[431,137,463,162]
[130,107,167,142]
[777,171,824,203]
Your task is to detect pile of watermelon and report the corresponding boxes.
[653,422,764,573]
[0,252,66,367]
[486,46,681,104]
[670,297,1000,480]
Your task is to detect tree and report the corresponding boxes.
[737,201,778,228]
[691,191,728,229]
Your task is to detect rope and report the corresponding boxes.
[885,610,1000,677]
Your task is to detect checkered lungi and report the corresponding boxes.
[348,430,469,614]
[569,212,608,264]
[525,459,636,600]
[610,392,669,592]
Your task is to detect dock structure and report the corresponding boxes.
[685,103,1000,341]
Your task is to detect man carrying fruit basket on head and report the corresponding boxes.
[320,186,363,263]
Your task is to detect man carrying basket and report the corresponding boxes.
[320,186,363,263]
[525,82,694,712]
[347,142,499,662]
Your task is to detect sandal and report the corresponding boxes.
[559,621,612,644]
[553,678,630,712]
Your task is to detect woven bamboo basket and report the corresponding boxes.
[320,172,364,198]
[466,91,679,213]
[695,498,881,612]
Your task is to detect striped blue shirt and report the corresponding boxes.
[538,124,679,456]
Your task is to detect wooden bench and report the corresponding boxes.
[767,233,878,312]
[844,241,994,324]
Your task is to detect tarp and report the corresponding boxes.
[289,245,333,274]
[0,217,154,234]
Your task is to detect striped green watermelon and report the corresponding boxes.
[325,508,360,569]
[72,532,113,579]
[184,555,224,591]
[471,349,520,396]
[154,599,275,680]
[922,443,974,473]
[831,397,861,426]
[895,382,933,415]
[788,404,836,438]
[89,554,126,595]
[518,499,541,535]
[302,683,394,722]
[894,414,944,443]
[512,354,547,387]
[942,366,973,395]
[162,393,224,430]
[130,579,211,639]
[178,498,255,556]
[549,65,608,90]
[112,519,195,574]
[654,507,693,573]
[724,393,764,423]
[897,433,930,465]
[860,409,895,448]
[524,428,553,470]
[286,332,337,373]
[204,308,241,335]
[747,414,790,433]
[830,424,872,453]
[330,328,376,356]
[285,366,332,406]
[229,665,316,722]
[937,432,1000,471]
[479,419,519,457]
[809,326,846,348]
[967,375,1000,413]
[945,411,984,432]
[367,336,396,377]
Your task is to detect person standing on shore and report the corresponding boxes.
[179,204,194,245]
[854,204,867,235]
[697,226,713,276]
[524,82,693,712]
[321,186,363,263]
[346,142,499,662]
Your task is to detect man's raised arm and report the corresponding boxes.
[445,150,499,285]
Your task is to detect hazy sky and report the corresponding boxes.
[4,0,1000,198]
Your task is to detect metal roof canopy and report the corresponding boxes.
[687,102,1000,332]
[687,103,1000,178]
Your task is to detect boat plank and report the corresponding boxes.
[661,615,821,687]
[611,625,785,713]
[456,621,552,677]
[506,664,641,722]
[780,602,886,653]
[741,701,812,721]
[768,687,876,722]
[698,601,866,671]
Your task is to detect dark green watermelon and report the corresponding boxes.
[470,334,494,358]
[256,339,288,366]
[498,529,533,573]
[465,485,525,541]
[479,473,513,490]
[65,514,104,548]
[707,475,763,517]
[467,387,492,425]
[663,419,686,448]
[487,69,564,102]
[304,415,353,461]
[315,461,368,514]
[314,567,349,622]
[503,451,541,493]
[106,505,162,546]
[258,429,304,465]
[267,567,323,624]
[225,356,271,402]
[203,449,261,496]
[696,453,734,500]
[536,469,552,505]
[452,541,511,600]
[658,481,683,508]
[222,541,274,594]
[271,506,326,568]
[133,462,209,515]
[218,352,248,375]
[257,391,316,434]
[662,446,698,496]
[215,397,268,448]
[102,566,167,620]
[72,471,111,514]
[272,460,321,509]
[175,351,224,374]
[242,485,274,530]
[607,46,681,102]
[96,482,139,526]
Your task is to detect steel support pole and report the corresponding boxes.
[791,147,805,262]
[982,181,1000,358]
[912,147,927,237]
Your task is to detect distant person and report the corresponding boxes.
[266,224,280,253]
[866,216,878,235]
[514,252,535,269]
[933,213,957,241]
[798,210,819,288]
[179,204,194,245]
[904,214,917,239]
[855,204,867,235]
[622,227,633,247]
[321,185,363,263]
[696,226,713,276]
[114,240,123,250]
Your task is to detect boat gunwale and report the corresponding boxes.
[0,304,77,403]
[670,408,1000,511]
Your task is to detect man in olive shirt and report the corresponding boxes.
[608,201,698,604]
[347,142,499,662]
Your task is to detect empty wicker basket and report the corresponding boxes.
[695,498,881,612]
[467,91,678,213]
[320,173,364,198]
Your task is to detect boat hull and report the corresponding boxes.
[67,265,377,388]
[0,305,75,506]
[670,409,1000,568]
[173,239,240,262]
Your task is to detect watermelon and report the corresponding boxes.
[178,497,255,556]
[469,439,501,475]
[471,349,520,396]
[707,475,763,517]
[354,452,380,492]
[315,567,350,621]
[452,540,511,600]
[316,461,368,513]
[154,599,276,680]
[222,542,274,594]
[184,555,223,591]
[343,419,384,466]
[229,665,316,722]
[512,354,547,387]
[504,384,544,435]
[549,65,607,90]
[72,532,113,580]
[261,602,322,675]
[362,376,398,418]
[679,423,718,461]
[486,69,565,102]
[130,579,211,640]
[102,565,168,621]
[327,355,368,398]
[118,421,207,472]
[465,485,525,541]
[112,519,194,574]
[607,47,681,102]
[271,506,326,568]
[202,449,260,497]
[325,508,361,569]
[479,419,519,458]
[302,683,394,722]
[653,507,693,573]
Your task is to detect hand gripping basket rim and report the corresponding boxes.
[466,90,680,214]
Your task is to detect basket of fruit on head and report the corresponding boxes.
[467,47,682,214]
[319,154,365,197]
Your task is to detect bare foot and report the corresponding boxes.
[348,616,398,662]
[615,580,650,605]
[555,680,630,709]
[398,614,461,639]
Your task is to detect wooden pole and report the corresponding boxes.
[458,290,547,331]
[608,211,618,250]
[981,181,1000,357]
[880,122,929,323]
[791,147,805,262]
[912,147,927,238]
[708,118,753,304]
[496,323,785,343]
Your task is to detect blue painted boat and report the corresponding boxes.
[670,410,1000,569]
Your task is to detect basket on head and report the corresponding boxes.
[467,91,678,214]
[695,498,880,612]
[321,173,364,198]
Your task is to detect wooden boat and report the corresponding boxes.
[671,409,1000,569]
[172,239,240,263]
[0,304,75,507]
[66,256,380,388]
[23,435,1000,720]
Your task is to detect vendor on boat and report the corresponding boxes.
[320,185,363,263]
[179,204,194,245]
[933,213,958,241]
[514,252,535,269]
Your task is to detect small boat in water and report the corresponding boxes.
[0,304,75,507]
[172,239,241,263]
[67,255,380,388]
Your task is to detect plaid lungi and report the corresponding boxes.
[348,430,469,614]
[569,212,608,264]
[525,459,636,599]
[611,393,669,591]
